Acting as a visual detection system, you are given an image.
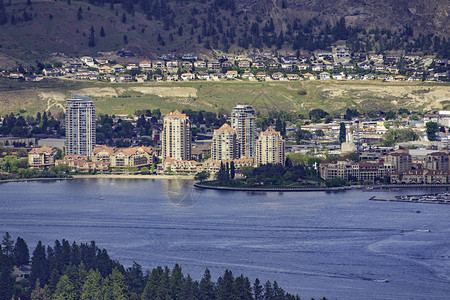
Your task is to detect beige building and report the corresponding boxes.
[92,145,155,168]
[211,123,238,161]
[391,169,450,184]
[425,152,450,170]
[162,110,191,161]
[384,152,412,172]
[28,146,57,168]
[255,127,285,166]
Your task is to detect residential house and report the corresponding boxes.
[318,72,331,80]
[226,70,238,79]
[181,73,195,81]
[112,64,125,73]
[153,60,165,69]
[194,61,207,69]
[238,60,251,69]
[271,72,284,80]
[286,74,300,81]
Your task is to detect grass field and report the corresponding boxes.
[0,78,449,117]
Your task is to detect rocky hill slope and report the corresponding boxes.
[0,0,448,67]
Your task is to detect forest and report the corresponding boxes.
[0,233,326,300]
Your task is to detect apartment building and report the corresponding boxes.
[231,103,257,159]
[161,110,191,161]
[211,123,238,161]
[65,95,96,157]
[255,127,285,166]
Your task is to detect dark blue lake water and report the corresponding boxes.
[1,178,450,299]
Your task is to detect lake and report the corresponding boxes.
[1,178,450,299]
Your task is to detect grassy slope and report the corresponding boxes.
[0,78,449,117]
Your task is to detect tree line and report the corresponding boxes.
[0,233,329,300]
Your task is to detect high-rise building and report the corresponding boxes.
[211,123,238,161]
[255,127,285,166]
[231,103,256,158]
[162,110,191,161]
[65,95,96,157]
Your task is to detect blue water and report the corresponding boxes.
[1,178,450,300]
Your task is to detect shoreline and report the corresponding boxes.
[72,174,194,180]
[0,174,194,184]
[194,183,450,192]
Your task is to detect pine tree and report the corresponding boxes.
[106,267,129,299]
[230,161,235,180]
[31,241,49,286]
[339,122,346,144]
[170,264,183,299]
[253,278,263,300]
[53,275,77,300]
[14,236,30,265]
[217,269,234,300]
[81,269,103,300]
[88,26,95,47]
[77,7,82,20]
[199,268,215,300]
[0,267,14,300]
[1,232,14,258]
[100,26,105,37]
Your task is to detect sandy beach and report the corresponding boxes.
[72,174,195,180]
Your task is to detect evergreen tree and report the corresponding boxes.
[31,241,49,286]
[30,279,44,300]
[81,269,103,300]
[77,7,83,20]
[100,26,105,37]
[0,266,14,300]
[1,232,14,258]
[253,278,263,300]
[199,268,216,300]
[426,121,439,141]
[217,269,234,300]
[88,26,95,47]
[230,161,235,180]
[104,267,129,299]
[53,275,77,300]
[170,264,183,299]
[126,261,145,297]
[14,236,30,265]
[339,122,346,144]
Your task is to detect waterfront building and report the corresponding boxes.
[92,145,155,167]
[231,103,257,158]
[65,95,96,157]
[162,110,191,161]
[28,146,57,168]
[255,127,285,166]
[384,152,412,172]
[425,152,450,170]
[211,123,238,161]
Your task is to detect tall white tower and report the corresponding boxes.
[65,95,96,157]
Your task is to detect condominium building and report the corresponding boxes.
[28,146,57,168]
[162,110,191,161]
[211,123,238,161]
[425,152,450,170]
[255,127,285,166]
[65,95,96,157]
[231,103,257,158]
[384,152,412,172]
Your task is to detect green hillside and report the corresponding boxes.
[1,78,449,117]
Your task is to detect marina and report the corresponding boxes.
[370,192,450,204]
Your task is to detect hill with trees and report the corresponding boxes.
[0,0,449,66]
